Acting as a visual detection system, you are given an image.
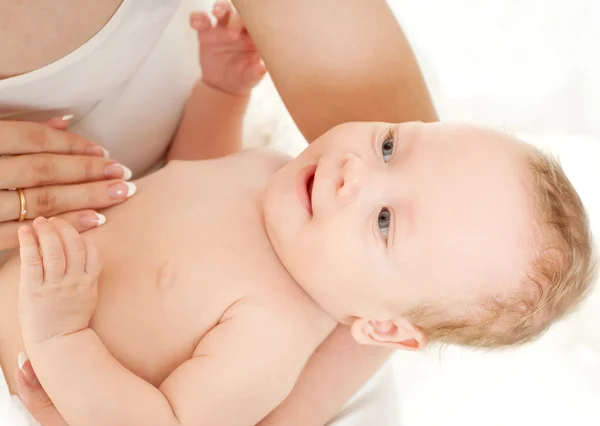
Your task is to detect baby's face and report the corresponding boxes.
[263,121,535,321]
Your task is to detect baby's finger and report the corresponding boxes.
[190,11,212,32]
[18,225,43,286]
[245,61,267,83]
[33,217,66,285]
[226,8,245,32]
[49,218,86,278]
[82,235,102,280]
[213,1,232,27]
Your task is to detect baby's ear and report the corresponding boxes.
[350,317,426,350]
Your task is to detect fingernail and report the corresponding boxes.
[125,182,137,196]
[104,163,132,180]
[33,217,47,225]
[18,351,39,386]
[87,146,110,158]
[61,114,74,122]
[80,213,106,228]
[107,182,137,199]
[18,351,28,371]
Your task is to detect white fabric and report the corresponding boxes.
[0,0,199,177]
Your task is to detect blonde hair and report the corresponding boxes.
[407,149,597,348]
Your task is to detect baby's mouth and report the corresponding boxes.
[297,164,317,217]
[307,174,314,212]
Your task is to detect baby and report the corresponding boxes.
[6,4,596,426]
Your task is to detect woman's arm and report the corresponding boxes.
[233,0,437,143]
[233,1,436,424]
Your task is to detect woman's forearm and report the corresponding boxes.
[257,325,393,426]
[232,0,437,142]
[166,81,250,162]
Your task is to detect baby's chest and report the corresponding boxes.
[91,224,285,386]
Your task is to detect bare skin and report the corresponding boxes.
[0,0,123,79]
[8,0,440,425]
[7,150,339,425]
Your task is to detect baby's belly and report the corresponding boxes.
[0,160,271,394]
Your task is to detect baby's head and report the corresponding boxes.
[263,121,596,349]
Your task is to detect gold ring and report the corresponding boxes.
[17,188,27,222]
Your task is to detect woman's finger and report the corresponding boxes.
[0,210,106,252]
[0,180,135,222]
[15,357,69,426]
[0,154,131,190]
[46,114,75,131]
[0,120,106,157]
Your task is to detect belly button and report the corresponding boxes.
[157,263,177,289]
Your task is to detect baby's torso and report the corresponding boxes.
[0,151,323,394]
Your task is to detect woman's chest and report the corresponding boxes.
[0,0,124,79]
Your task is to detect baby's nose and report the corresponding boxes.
[336,153,365,203]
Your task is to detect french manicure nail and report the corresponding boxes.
[107,182,137,199]
[126,182,137,197]
[61,114,74,122]
[100,147,110,159]
[17,351,39,386]
[86,146,106,157]
[104,163,132,180]
[18,351,28,371]
[81,213,106,228]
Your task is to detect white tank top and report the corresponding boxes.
[0,0,199,176]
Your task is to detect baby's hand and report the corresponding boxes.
[191,2,266,96]
[18,217,101,346]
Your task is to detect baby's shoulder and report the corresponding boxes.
[217,289,319,372]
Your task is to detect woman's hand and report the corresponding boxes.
[0,119,136,251]
[15,355,67,426]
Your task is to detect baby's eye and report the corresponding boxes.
[381,137,394,163]
[378,207,392,242]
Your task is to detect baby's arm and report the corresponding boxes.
[18,218,299,426]
[18,218,180,426]
[166,3,265,162]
